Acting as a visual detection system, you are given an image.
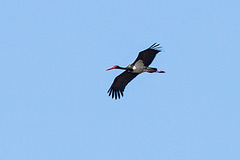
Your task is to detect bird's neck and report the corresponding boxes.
[117,66,126,70]
[118,66,133,71]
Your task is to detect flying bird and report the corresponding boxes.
[106,43,165,99]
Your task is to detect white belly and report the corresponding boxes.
[132,60,145,73]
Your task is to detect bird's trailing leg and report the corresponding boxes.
[157,70,165,73]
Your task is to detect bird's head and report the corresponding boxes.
[106,65,120,71]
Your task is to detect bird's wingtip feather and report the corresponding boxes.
[107,87,124,99]
[148,43,162,51]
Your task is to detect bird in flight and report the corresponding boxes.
[106,43,165,99]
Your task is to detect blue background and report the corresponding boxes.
[1,0,240,159]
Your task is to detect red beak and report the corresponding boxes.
[106,65,117,71]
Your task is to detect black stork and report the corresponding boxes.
[106,43,165,99]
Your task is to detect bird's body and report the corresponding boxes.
[106,43,165,99]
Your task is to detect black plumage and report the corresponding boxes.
[132,43,160,67]
[107,43,164,99]
[107,71,139,99]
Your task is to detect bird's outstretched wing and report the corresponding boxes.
[107,71,139,99]
[132,43,161,67]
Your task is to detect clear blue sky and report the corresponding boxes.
[1,0,240,159]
